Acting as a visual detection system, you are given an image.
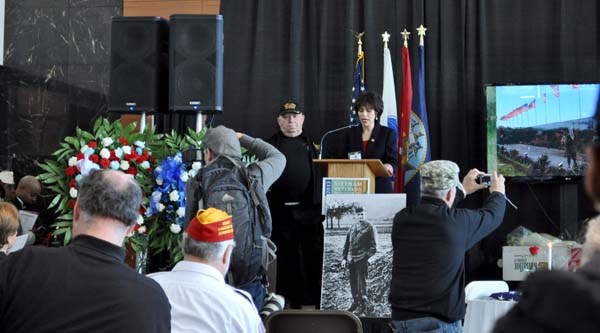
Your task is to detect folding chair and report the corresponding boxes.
[264,310,363,333]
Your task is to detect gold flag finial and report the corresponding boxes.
[401,29,410,48]
[355,32,365,59]
[416,25,427,46]
[382,31,391,49]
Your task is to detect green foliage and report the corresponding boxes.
[37,117,206,270]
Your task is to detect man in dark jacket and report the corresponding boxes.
[266,101,324,308]
[390,160,506,333]
[0,169,171,332]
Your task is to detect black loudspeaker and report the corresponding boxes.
[169,15,223,113]
[109,17,168,113]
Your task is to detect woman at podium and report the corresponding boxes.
[341,92,398,193]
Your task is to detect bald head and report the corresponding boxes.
[77,169,142,227]
[15,175,41,206]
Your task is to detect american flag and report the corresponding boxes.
[349,52,366,125]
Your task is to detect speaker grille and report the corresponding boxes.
[109,17,168,113]
[169,15,223,113]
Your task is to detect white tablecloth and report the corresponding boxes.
[463,298,516,333]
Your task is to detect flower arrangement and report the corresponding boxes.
[38,117,158,252]
[39,117,205,270]
[144,151,201,266]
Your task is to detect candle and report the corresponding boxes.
[548,242,553,271]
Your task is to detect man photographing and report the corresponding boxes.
[390,160,506,333]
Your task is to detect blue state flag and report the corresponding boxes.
[404,41,431,207]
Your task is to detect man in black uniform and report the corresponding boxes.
[0,169,171,332]
[266,100,324,308]
[390,160,506,333]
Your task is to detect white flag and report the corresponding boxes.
[380,46,398,134]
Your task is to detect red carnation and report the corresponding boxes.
[89,154,100,163]
[68,179,77,188]
[124,154,133,162]
[109,150,117,161]
[142,150,149,158]
[139,206,146,215]
[100,158,110,169]
[76,152,85,160]
[68,200,76,209]
[529,246,540,256]
[133,224,140,232]
[88,141,97,149]
[127,166,137,176]
[66,166,77,177]
[119,136,128,145]
[150,156,156,164]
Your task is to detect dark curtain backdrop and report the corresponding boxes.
[219,0,599,280]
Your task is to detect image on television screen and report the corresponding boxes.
[486,83,599,179]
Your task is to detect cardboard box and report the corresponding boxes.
[502,245,577,281]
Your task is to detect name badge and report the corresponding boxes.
[348,151,362,160]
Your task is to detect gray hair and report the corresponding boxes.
[77,169,142,227]
[182,233,234,261]
[420,182,450,200]
[582,216,600,265]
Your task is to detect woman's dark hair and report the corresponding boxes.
[355,92,384,118]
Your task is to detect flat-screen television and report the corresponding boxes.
[485,83,599,181]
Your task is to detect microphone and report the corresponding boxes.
[318,124,359,159]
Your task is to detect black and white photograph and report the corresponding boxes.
[320,193,406,317]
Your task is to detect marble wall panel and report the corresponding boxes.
[0,0,122,170]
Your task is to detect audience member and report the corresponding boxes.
[266,100,324,308]
[0,169,171,332]
[493,102,600,333]
[0,202,19,259]
[0,171,15,201]
[185,125,285,311]
[341,205,377,315]
[390,160,506,333]
[150,208,265,333]
[9,175,41,211]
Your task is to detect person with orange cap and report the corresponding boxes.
[149,208,265,333]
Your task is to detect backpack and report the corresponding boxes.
[197,155,275,287]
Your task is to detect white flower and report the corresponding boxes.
[157,203,165,212]
[101,137,114,147]
[156,177,163,186]
[138,226,147,234]
[188,169,198,178]
[122,145,132,155]
[180,172,189,182]
[191,162,201,170]
[174,154,182,163]
[120,160,130,170]
[140,161,150,169]
[114,147,123,159]
[136,215,144,225]
[177,207,185,218]
[75,174,82,183]
[80,145,89,153]
[151,191,162,204]
[68,156,78,167]
[169,223,182,234]
[109,161,120,170]
[99,148,110,159]
[77,157,100,176]
[169,190,180,202]
[134,141,145,149]
[85,148,95,157]
[69,187,78,198]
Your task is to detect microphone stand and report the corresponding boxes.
[318,124,358,159]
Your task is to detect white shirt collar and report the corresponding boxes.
[171,260,225,282]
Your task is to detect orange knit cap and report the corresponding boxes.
[186,208,234,242]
